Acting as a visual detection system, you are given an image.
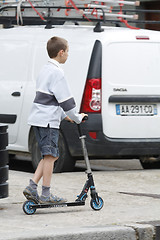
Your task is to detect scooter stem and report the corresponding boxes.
[77,119,92,174]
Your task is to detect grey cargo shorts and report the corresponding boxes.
[33,125,59,158]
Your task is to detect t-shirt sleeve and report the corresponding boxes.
[50,71,82,124]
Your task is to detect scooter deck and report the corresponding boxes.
[29,200,85,210]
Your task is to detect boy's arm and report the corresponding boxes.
[61,109,74,123]
[51,75,83,124]
[65,116,74,123]
[61,109,67,121]
[60,98,83,124]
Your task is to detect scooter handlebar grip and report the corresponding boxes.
[82,116,88,121]
[77,116,88,136]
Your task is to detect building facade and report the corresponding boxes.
[138,0,160,30]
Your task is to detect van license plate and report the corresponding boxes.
[116,104,157,116]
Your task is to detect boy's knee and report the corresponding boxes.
[54,157,58,162]
[44,155,58,162]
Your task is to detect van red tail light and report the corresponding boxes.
[80,78,101,113]
[80,40,102,113]
[89,131,97,139]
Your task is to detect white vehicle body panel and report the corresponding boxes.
[102,30,160,138]
[0,25,160,155]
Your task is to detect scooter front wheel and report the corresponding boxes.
[90,196,104,211]
[23,200,37,215]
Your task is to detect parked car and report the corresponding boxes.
[1,23,160,172]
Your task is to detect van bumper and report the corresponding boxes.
[60,113,160,159]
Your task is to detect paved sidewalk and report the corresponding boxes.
[0,169,160,239]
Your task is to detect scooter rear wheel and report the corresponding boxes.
[90,196,104,211]
[23,200,36,215]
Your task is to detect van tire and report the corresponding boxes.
[30,130,41,171]
[54,131,75,173]
[30,129,75,173]
[140,157,160,169]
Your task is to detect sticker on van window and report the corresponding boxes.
[116,104,157,116]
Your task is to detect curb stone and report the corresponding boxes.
[125,223,155,240]
[0,224,156,240]
[138,221,160,240]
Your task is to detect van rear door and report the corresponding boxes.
[0,40,31,144]
[102,40,160,139]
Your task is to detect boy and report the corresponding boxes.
[23,36,87,204]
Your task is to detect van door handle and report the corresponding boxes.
[11,92,21,97]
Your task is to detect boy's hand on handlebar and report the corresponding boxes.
[65,116,74,123]
[81,113,88,122]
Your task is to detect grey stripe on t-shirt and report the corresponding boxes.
[59,97,76,111]
[34,91,59,106]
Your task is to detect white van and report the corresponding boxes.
[1,24,160,172]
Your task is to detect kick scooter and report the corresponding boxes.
[23,117,104,215]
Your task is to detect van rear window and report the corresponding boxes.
[0,41,30,82]
[104,42,160,86]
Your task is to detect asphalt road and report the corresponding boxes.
[8,154,143,173]
[76,159,143,171]
[3,161,160,240]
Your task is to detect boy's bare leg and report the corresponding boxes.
[23,155,59,201]
[32,155,57,187]
[39,155,67,203]
[23,158,44,200]
[32,159,44,184]
[42,155,58,187]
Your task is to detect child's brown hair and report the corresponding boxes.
[47,36,68,58]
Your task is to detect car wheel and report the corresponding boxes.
[140,156,160,169]
[30,130,41,171]
[30,129,75,173]
[54,132,75,173]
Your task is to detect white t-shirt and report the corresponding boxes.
[28,59,82,128]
